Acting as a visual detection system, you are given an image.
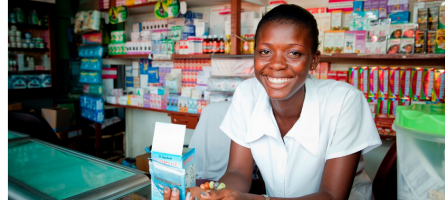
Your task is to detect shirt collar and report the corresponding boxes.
[245,75,320,156]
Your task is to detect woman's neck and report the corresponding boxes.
[270,85,306,138]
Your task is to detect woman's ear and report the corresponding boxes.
[310,50,321,71]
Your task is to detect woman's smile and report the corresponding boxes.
[264,76,294,89]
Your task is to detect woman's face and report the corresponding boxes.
[254,22,320,100]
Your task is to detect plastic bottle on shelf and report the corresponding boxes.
[224,35,231,54]
[219,35,225,53]
[214,35,220,54]
[249,34,255,54]
[243,34,249,54]
[202,35,208,54]
[240,35,245,53]
[14,8,25,24]
[9,12,16,24]
[31,10,39,25]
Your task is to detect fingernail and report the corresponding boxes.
[172,188,178,197]
[200,192,209,197]
[186,192,191,200]
[164,186,169,194]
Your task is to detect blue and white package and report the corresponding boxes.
[39,74,51,88]
[149,160,188,200]
[78,46,103,58]
[81,59,103,71]
[148,67,159,83]
[79,72,89,83]
[126,77,134,88]
[149,122,196,200]
[27,75,41,88]
[88,72,102,84]
[140,58,152,74]
[187,99,197,114]
[8,76,12,89]
[11,75,27,89]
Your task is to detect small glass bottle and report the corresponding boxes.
[243,35,249,54]
[202,35,208,54]
[218,35,224,53]
[224,35,231,54]
[212,35,218,54]
[249,34,255,54]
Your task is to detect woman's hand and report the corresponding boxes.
[163,186,209,200]
[199,189,259,200]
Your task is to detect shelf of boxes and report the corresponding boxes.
[105,103,201,117]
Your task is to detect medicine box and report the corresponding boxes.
[387,3,409,14]
[411,67,424,101]
[322,12,332,31]
[387,39,401,54]
[40,74,51,88]
[440,5,445,29]
[378,66,389,99]
[343,11,352,30]
[422,68,435,100]
[388,67,400,99]
[331,10,343,30]
[350,11,365,30]
[436,29,445,54]
[149,122,196,200]
[27,75,41,88]
[400,38,414,54]
[399,67,411,99]
[337,71,348,83]
[369,67,379,98]
[319,62,330,79]
[428,7,439,31]
[433,69,445,102]
[353,1,363,11]
[348,67,360,89]
[333,30,345,53]
[379,0,388,19]
[323,31,335,53]
[11,75,27,89]
[360,67,369,99]
[327,71,337,80]
[389,11,410,24]
[402,23,417,38]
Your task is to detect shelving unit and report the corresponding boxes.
[8,1,57,101]
[105,103,201,118]
[105,53,445,60]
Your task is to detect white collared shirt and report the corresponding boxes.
[220,75,382,198]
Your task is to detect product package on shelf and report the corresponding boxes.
[207,77,243,92]
[80,95,104,123]
[74,10,101,33]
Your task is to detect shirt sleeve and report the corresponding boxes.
[325,90,382,160]
[219,88,250,149]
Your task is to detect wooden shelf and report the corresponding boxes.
[8,70,50,75]
[8,48,49,52]
[172,54,211,59]
[320,53,445,60]
[8,23,48,30]
[105,103,201,117]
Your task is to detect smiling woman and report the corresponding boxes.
[163,4,382,200]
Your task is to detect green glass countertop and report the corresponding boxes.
[8,131,27,139]
[8,141,134,199]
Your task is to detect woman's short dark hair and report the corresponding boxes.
[254,4,320,53]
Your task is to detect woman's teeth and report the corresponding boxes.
[267,77,291,84]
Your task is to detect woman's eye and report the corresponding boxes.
[259,50,270,55]
[289,51,301,56]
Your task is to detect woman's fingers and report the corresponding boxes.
[200,189,232,200]
[163,186,180,200]
[163,186,171,200]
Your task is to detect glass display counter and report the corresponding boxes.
[8,133,151,200]
[8,131,30,143]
